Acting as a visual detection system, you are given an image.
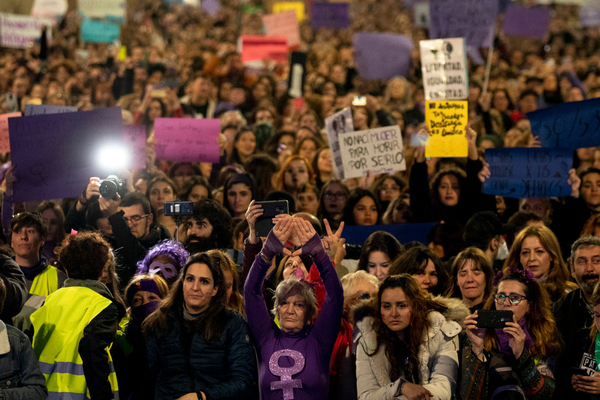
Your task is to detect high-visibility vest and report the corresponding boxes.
[31,286,120,400]
[29,265,59,297]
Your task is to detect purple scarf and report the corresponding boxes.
[495,318,534,356]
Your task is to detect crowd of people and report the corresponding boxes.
[3,0,600,398]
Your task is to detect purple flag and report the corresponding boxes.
[8,107,124,202]
[429,0,498,49]
[353,32,414,80]
[503,5,550,40]
[311,2,350,30]
[202,0,220,16]
[154,118,220,163]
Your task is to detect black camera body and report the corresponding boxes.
[99,175,124,199]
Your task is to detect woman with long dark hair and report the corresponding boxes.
[390,246,449,296]
[356,231,403,282]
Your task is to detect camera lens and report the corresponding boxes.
[99,180,117,199]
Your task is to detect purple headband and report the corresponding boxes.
[126,279,163,306]
[493,267,535,286]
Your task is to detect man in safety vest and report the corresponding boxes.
[31,231,124,400]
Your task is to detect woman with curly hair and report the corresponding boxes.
[135,240,189,287]
[206,249,244,316]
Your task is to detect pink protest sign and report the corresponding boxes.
[154,118,220,163]
[262,10,300,49]
[0,112,21,153]
[123,125,146,168]
[240,35,289,65]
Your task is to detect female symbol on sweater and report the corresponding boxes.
[269,349,305,400]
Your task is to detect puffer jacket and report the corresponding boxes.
[354,297,469,400]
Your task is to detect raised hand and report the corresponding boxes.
[322,219,345,263]
[290,218,319,256]
[245,200,263,244]
[504,315,526,359]
[464,311,486,359]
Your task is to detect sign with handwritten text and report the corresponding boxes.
[0,112,21,153]
[338,125,406,179]
[325,107,354,180]
[420,37,468,101]
[483,148,573,198]
[425,100,468,158]
[0,13,53,49]
[528,98,600,149]
[123,125,146,169]
[24,104,77,116]
[262,10,300,49]
[154,118,220,163]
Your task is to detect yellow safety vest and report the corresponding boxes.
[29,265,59,297]
[30,286,120,400]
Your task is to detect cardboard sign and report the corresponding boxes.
[503,5,550,40]
[353,32,414,80]
[0,112,21,153]
[31,0,67,21]
[272,1,305,22]
[420,37,468,101]
[528,98,600,149]
[484,148,573,198]
[8,107,124,202]
[0,13,52,49]
[123,125,146,169]
[24,104,77,116]
[425,100,468,158]
[154,118,220,163]
[81,18,120,43]
[239,35,288,65]
[339,125,406,179]
[325,107,354,180]
[262,10,300,49]
[78,0,125,19]
[311,2,350,30]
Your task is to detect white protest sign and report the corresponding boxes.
[78,0,125,19]
[31,0,67,21]
[0,13,52,49]
[420,37,468,101]
[325,107,354,180]
[414,2,430,28]
[339,125,406,179]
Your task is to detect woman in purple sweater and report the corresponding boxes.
[244,216,344,400]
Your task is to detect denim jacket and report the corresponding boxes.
[0,321,47,400]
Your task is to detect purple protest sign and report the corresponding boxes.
[154,118,220,163]
[202,0,220,16]
[353,32,414,80]
[503,5,550,40]
[311,2,349,30]
[124,125,146,169]
[8,107,124,202]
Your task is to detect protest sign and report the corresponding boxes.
[288,51,306,98]
[272,1,305,22]
[528,98,600,149]
[24,104,77,116]
[425,100,468,158]
[262,10,300,49]
[503,5,550,40]
[154,118,220,163]
[429,0,497,49]
[0,13,52,48]
[31,0,67,21]
[483,148,573,198]
[325,107,354,180]
[202,0,220,16]
[420,38,468,101]
[311,2,350,30]
[123,125,146,169]
[342,222,436,247]
[339,125,406,179]
[414,2,430,28]
[78,0,125,20]
[81,18,121,43]
[8,107,124,202]
[353,32,414,80]
[580,1,600,28]
[239,35,288,66]
[0,112,21,153]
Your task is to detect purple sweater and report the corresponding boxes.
[244,246,343,400]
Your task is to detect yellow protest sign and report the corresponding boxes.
[272,1,305,22]
[118,45,127,61]
[425,100,468,158]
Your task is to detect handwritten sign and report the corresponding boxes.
[0,112,21,153]
[503,5,550,40]
[124,125,146,169]
[528,98,600,149]
[31,0,67,21]
[154,118,220,163]
[580,5,600,27]
[272,1,305,22]
[353,32,414,80]
[262,10,300,49]
[325,108,354,180]
[240,35,288,66]
[311,2,350,30]
[81,18,120,43]
[425,100,468,158]
[339,125,406,179]
[8,107,124,202]
[24,104,77,116]
[420,38,468,101]
[484,148,573,198]
[78,0,125,19]
[0,13,52,49]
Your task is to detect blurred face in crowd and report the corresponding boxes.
[149,181,176,212]
[323,183,346,215]
[457,259,486,305]
[11,77,28,98]
[492,90,510,112]
[582,172,600,210]
[496,280,529,322]
[412,259,438,292]
[297,190,319,215]
[11,225,44,262]
[192,77,210,101]
[235,130,256,158]
[568,87,585,102]
[379,178,401,202]
[317,149,333,174]
[299,139,318,163]
[227,183,252,217]
[519,235,551,280]
[187,217,213,239]
[353,108,368,130]
[223,270,233,303]
[172,164,197,190]
[571,245,600,297]
[120,204,153,239]
[256,109,274,124]
[282,256,309,280]
[438,174,460,206]
[131,290,161,308]
[299,114,318,133]
[284,160,310,191]
[183,263,218,313]
[353,196,377,226]
[519,94,537,114]
[188,185,209,203]
[367,251,390,282]
[380,287,411,332]
[519,198,549,219]
[148,100,163,121]
[41,209,59,241]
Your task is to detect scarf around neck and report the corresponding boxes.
[495,318,534,356]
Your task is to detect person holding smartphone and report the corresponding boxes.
[461,268,562,399]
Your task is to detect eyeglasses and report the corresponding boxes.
[123,214,149,225]
[575,257,600,267]
[325,191,346,199]
[494,293,527,306]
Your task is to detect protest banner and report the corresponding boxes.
[353,32,414,80]
[420,37,468,101]
[78,0,125,20]
[272,1,305,22]
[414,2,430,28]
[0,13,52,48]
[24,104,77,116]
[81,18,121,43]
[311,2,350,30]
[342,222,436,247]
[0,112,21,153]
[580,0,600,27]
[262,10,300,49]
[239,35,288,66]
[123,125,146,169]
[325,108,354,180]
[425,100,468,158]
[202,0,220,16]
[503,5,550,40]
[154,118,220,163]
[31,0,67,21]
[339,125,406,179]
[483,148,573,198]
[528,98,600,149]
[8,107,124,202]
[288,51,307,98]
